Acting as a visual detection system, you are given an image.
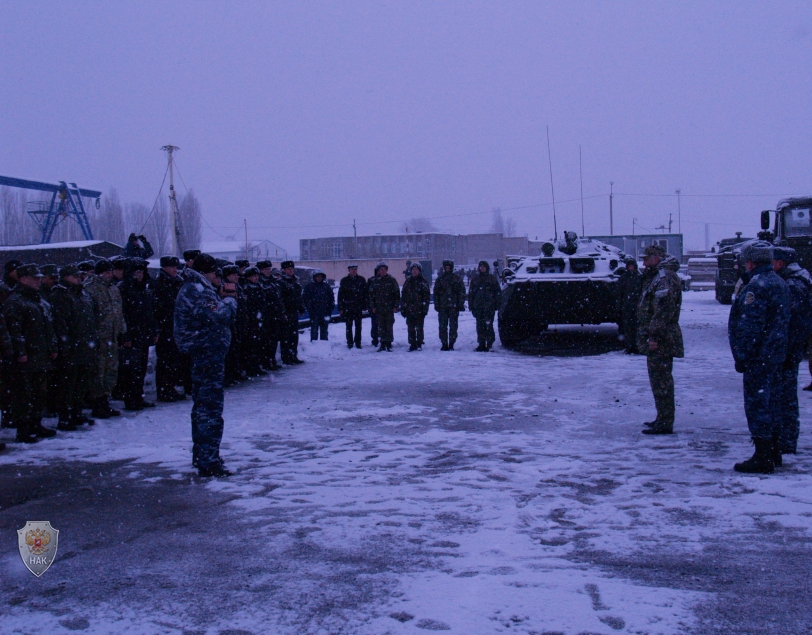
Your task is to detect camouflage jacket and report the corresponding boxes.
[368,274,401,314]
[49,280,98,365]
[174,268,237,357]
[637,257,684,358]
[400,274,431,318]
[84,274,126,343]
[467,272,501,318]
[433,271,466,313]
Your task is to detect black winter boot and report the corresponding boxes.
[734,438,774,474]
[57,415,78,431]
[772,433,783,468]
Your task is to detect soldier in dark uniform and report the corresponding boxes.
[256,261,277,369]
[77,261,95,284]
[222,264,246,386]
[770,246,812,462]
[119,259,157,410]
[433,260,466,351]
[174,253,237,477]
[0,313,12,449]
[367,266,381,347]
[49,265,98,430]
[277,260,305,364]
[303,269,334,341]
[468,260,501,352]
[636,245,684,435]
[728,241,790,473]
[240,267,266,376]
[338,263,367,349]
[153,256,185,402]
[368,262,400,351]
[0,259,21,430]
[235,259,249,286]
[3,265,58,443]
[400,263,430,351]
[617,257,643,354]
[39,264,59,302]
[123,233,155,260]
[0,259,22,304]
[183,249,201,271]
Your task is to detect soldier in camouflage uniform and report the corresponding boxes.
[174,253,238,478]
[368,262,400,351]
[400,263,430,351]
[84,259,126,418]
[467,260,501,352]
[433,260,466,351]
[636,245,684,435]
[729,241,790,474]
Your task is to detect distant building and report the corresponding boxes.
[587,234,684,262]
[299,232,531,270]
[200,240,289,264]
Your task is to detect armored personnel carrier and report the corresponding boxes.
[498,232,628,347]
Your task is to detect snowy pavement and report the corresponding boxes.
[2,291,812,634]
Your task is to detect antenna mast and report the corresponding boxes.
[579,144,585,237]
[546,126,558,240]
[162,145,184,255]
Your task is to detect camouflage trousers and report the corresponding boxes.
[775,361,800,452]
[377,312,395,346]
[91,336,119,399]
[475,312,496,347]
[190,352,227,471]
[647,354,675,427]
[438,310,459,346]
[406,316,425,347]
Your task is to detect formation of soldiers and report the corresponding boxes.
[1,239,808,478]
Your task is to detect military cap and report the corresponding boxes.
[40,264,59,277]
[348,263,359,269]
[280,260,295,270]
[183,249,201,262]
[244,266,260,277]
[4,259,23,275]
[59,264,80,278]
[222,264,240,277]
[111,257,127,270]
[235,259,250,268]
[442,259,454,268]
[257,260,273,270]
[78,260,95,272]
[160,255,180,268]
[643,245,666,258]
[741,240,773,264]
[215,258,231,269]
[16,264,43,278]
[95,259,113,274]
[772,246,796,264]
[192,253,217,274]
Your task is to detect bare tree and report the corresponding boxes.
[90,189,126,245]
[400,217,437,233]
[489,207,516,236]
[178,189,202,251]
[149,197,172,256]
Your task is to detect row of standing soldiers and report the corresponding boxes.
[338,259,501,352]
[0,250,311,447]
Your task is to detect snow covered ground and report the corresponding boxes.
[2,291,812,634]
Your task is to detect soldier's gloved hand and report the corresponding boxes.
[735,360,746,373]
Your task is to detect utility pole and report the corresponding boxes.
[632,217,636,236]
[668,213,673,233]
[161,145,183,255]
[675,188,681,234]
[609,181,614,235]
[244,219,248,260]
[579,145,585,237]
[353,219,357,258]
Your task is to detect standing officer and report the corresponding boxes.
[240,266,267,376]
[123,233,155,259]
[367,265,381,347]
[0,259,22,303]
[338,263,367,349]
[3,265,58,443]
[174,253,237,477]
[39,264,59,302]
[771,246,812,462]
[222,264,246,385]
[153,256,185,402]
[84,259,125,418]
[49,265,98,430]
[468,260,501,352]
[368,262,400,351]
[617,257,643,354]
[728,241,790,473]
[400,263,430,351]
[119,259,156,410]
[433,260,466,351]
[277,260,305,364]
[636,245,684,435]
[303,269,334,341]
[257,260,283,368]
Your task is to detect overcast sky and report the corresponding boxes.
[1,1,810,254]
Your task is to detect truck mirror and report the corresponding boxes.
[760,211,770,230]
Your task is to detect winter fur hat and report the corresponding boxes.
[183,249,201,262]
[280,260,295,270]
[741,240,773,264]
[442,259,454,269]
[40,264,59,277]
[257,260,272,270]
[478,260,490,271]
[772,246,797,264]
[376,261,388,271]
[643,245,666,258]
[244,266,260,278]
[193,253,218,274]
[410,262,423,273]
[222,264,240,277]
[160,255,180,268]
[94,259,113,275]
[4,259,23,275]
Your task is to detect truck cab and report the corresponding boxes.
[761,197,812,272]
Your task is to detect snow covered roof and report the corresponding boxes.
[0,240,118,251]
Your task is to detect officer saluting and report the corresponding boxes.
[728,241,790,474]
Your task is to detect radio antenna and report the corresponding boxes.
[579,144,585,237]
[546,126,558,240]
